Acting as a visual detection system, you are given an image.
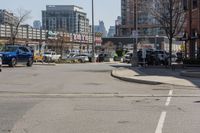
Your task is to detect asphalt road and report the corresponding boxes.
[0,63,200,133]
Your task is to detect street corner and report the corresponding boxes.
[111,68,163,85]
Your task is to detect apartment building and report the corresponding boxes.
[119,0,163,37]
[42,5,90,34]
[184,0,200,58]
[0,9,18,26]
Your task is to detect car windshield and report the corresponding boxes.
[1,46,18,52]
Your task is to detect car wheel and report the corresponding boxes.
[27,58,33,67]
[9,58,17,67]
[78,59,83,63]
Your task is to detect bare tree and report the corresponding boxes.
[148,0,185,65]
[10,8,31,45]
[57,28,69,58]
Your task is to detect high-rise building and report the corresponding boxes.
[107,26,115,37]
[94,21,107,37]
[42,5,90,34]
[115,16,122,37]
[115,16,122,26]
[33,20,41,29]
[0,9,18,26]
[119,0,163,36]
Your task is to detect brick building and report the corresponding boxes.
[184,0,200,58]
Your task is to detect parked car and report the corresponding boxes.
[65,54,89,63]
[153,50,169,65]
[0,54,2,72]
[43,51,61,62]
[97,53,106,62]
[0,45,33,67]
[123,52,133,63]
[171,54,178,62]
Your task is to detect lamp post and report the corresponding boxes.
[91,0,96,62]
[131,0,138,67]
[198,0,200,58]
[188,0,194,59]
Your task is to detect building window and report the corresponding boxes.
[193,0,198,9]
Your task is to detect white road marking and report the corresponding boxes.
[165,90,173,106]
[155,90,173,133]
[155,111,167,133]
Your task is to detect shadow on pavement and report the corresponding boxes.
[110,64,200,88]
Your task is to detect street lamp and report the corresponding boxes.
[131,0,138,67]
[91,0,96,62]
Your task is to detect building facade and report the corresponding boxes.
[94,21,107,37]
[115,16,122,37]
[0,9,18,26]
[107,26,115,37]
[119,0,163,37]
[183,0,200,59]
[42,5,90,34]
[33,20,41,29]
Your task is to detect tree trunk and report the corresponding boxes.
[169,0,172,66]
[12,37,15,45]
[169,37,172,66]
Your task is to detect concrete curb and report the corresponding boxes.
[111,69,163,85]
[33,63,56,66]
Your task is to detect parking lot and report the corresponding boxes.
[0,64,199,133]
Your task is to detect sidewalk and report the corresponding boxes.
[111,67,200,87]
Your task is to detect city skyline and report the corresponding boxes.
[0,0,121,30]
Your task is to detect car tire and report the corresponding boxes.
[78,59,83,63]
[27,58,33,67]
[9,58,17,67]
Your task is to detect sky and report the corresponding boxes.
[0,0,121,30]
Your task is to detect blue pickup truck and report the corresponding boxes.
[0,45,34,67]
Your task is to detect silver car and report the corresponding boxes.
[65,54,89,63]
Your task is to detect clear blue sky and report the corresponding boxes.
[0,0,121,30]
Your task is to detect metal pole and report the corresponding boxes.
[92,0,96,62]
[188,0,193,59]
[132,0,138,67]
[198,0,200,58]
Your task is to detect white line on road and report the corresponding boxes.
[165,90,173,106]
[155,89,173,133]
[155,111,167,133]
